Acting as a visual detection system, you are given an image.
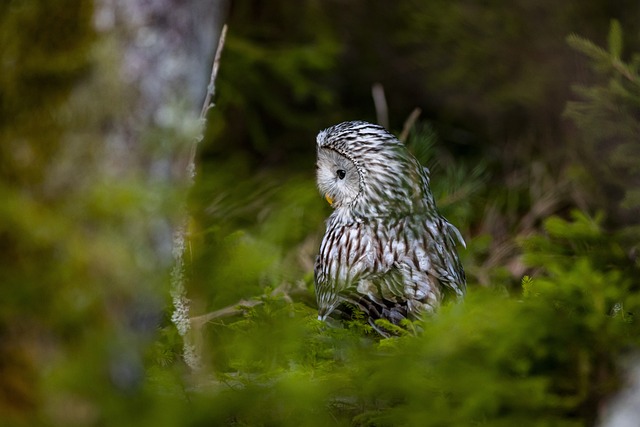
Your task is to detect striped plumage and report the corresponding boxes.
[314,121,465,335]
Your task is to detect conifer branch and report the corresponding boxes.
[612,58,639,85]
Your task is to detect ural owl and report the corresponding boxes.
[314,121,466,335]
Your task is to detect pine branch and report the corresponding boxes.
[567,32,639,85]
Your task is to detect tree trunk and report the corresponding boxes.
[0,0,227,423]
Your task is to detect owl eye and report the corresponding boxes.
[336,169,346,180]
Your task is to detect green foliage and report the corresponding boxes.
[171,117,639,426]
[608,19,623,59]
[189,163,323,311]
[0,2,192,426]
[522,211,639,324]
[405,124,489,230]
[565,20,640,223]
[153,209,638,427]
[1,0,98,421]
[207,1,340,162]
[4,2,640,427]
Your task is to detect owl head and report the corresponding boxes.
[316,121,432,218]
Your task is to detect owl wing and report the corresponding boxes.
[314,251,336,321]
[351,216,465,326]
[316,215,465,333]
[314,219,410,327]
[348,261,442,336]
[422,217,466,300]
[314,218,376,320]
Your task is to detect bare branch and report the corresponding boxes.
[187,24,228,180]
[191,299,264,328]
[189,281,309,330]
[399,107,422,143]
[171,23,228,371]
[371,83,389,129]
[200,24,229,121]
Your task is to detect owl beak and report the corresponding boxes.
[324,193,334,206]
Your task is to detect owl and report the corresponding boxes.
[314,121,466,335]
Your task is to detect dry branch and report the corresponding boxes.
[188,24,228,177]
[372,83,389,129]
[170,23,228,371]
[399,107,422,143]
[190,299,264,328]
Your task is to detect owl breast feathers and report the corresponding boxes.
[314,121,466,335]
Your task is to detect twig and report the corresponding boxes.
[371,83,389,129]
[171,23,228,371]
[187,24,228,178]
[200,24,228,120]
[191,299,264,328]
[189,282,307,329]
[399,107,422,143]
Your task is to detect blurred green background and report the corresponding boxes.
[2,0,640,425]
